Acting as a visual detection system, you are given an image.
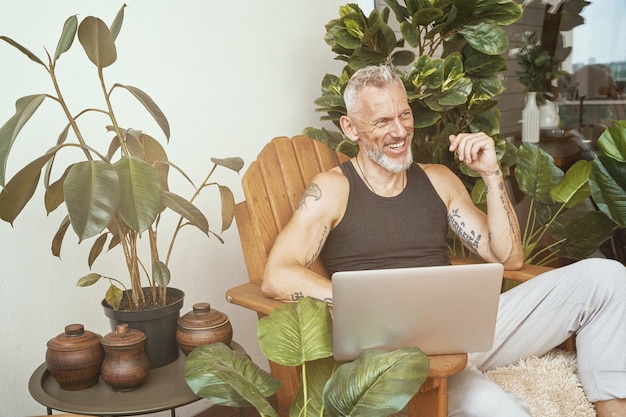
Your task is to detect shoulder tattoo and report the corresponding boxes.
[297,183,322,210]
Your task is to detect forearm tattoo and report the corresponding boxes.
[291,291,304,301]
[448,208,481,251]
[297,183,322,209]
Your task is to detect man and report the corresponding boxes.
[262,65,626,416]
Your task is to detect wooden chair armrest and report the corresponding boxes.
[226,282,286,316]
[451,257,553,283]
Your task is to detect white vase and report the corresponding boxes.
[539,100,560,129]
[522,92,540,143]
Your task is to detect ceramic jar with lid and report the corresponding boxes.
[100,323,150,391]
[45,323,104,391]
[177,302,233,355]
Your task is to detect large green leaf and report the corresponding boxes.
[64,160,120,241]
[515,143,564,204]
[323,347,429,417]
[458,22,509,55]
[0,94,46,186]
[77,16,117,68]
[590,156,626,227]
[290,357,338,417]
[550,209,617,260]
[0,152,55,223]
[185,343,280,414]
[258,297,333,367]
[114,84,170,140]
[549,159,591,208]
[53,15,78,62]
[161,191,209,234]
[596,126,626,162]
[112,156,162,233]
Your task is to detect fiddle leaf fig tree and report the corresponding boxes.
[306,0,522,183]
[0,5,244,310]
[185,297,430,417]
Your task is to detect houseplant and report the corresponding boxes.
[184,297,430,417]
[0,5,243,366]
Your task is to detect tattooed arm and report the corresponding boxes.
[262,168,348,302]
[426,133,524,269]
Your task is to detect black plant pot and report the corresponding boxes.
[102,287,185,368]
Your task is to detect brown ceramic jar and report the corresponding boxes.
[45,324,104,391]
[176,302,233,355]
[100,323,150,391]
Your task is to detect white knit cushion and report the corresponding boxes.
[485,349,596,417]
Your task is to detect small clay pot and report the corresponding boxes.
[177,302,233,355]
[45,324,104,391]
[100,323,150,391]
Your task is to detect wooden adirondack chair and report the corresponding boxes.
[226,135,557,417]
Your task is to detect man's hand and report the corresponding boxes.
[448,132,499,177]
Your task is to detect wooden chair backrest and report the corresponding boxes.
[235,135,350,286]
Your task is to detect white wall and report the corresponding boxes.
[0,1,371,416]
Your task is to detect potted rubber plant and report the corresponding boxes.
[184,297,430,417]
[0,5,243,367]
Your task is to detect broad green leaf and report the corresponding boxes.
[87,234,108,268]
[112,156,161,233]
[110,4,127,41]
[549,160,591,208]
[45,166,71,214]
[51,216,71,258]
[474,1,522,26]
[77,16,117,68]
[76,272,104,287]
[515,143,563,204]
[596,126,626,162]
[152,259,171,288]
[161,191,209,234]
[0,152,55,223]
[0,94,46,186]
[290,357,338,417]
[185,343,280,414]
[218,185,235,232]
[550,209,617,260]
[414,8,444,26]
[114,84,170,140]
[125,133,170,191]
[53,15,78,61]
[458,22,509,55]
[400,21,420,48]
[258,297,333,367]
[323,348,429,417]
[64,160,120,241]
[391,49,416,67]
[590,156,626,227]
[0,36,46,66]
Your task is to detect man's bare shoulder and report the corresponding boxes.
[296,164,349,211]
[418,163,466,206]
[419,162,457,182]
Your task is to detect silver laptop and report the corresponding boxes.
[331,263,504,360]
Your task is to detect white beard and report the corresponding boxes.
[364,142,413,173]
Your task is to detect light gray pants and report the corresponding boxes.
[448,258,626,416]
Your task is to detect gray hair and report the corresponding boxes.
[343,65,402,113]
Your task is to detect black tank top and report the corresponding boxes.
[320,161,450,275]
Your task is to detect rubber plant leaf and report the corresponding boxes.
[185,343,280,415]
[217,185,235,232]
[0,94,46,186]
[458,21,509,56]
[590,156,626,227]
[152,260,171,288]
[87,234,108,268]
[45,165,71,214]
[0,152,55,224]
[76,272,104,287]
[549,159,592,208]
[258,297,333,367]
[105,284,123,310]
[64,160,121,241]
[53,15,78,62]
[323,347,429,417]
[211,157,245,174]
[161,191,209,234]
[77,16,117,68]
[514,143,564,204]
[112,156,161,234]
[290,356,338,417]
[114,84,170,141]
[110,4,127,41]
[0,36,46,66]
[51,215,71,258]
